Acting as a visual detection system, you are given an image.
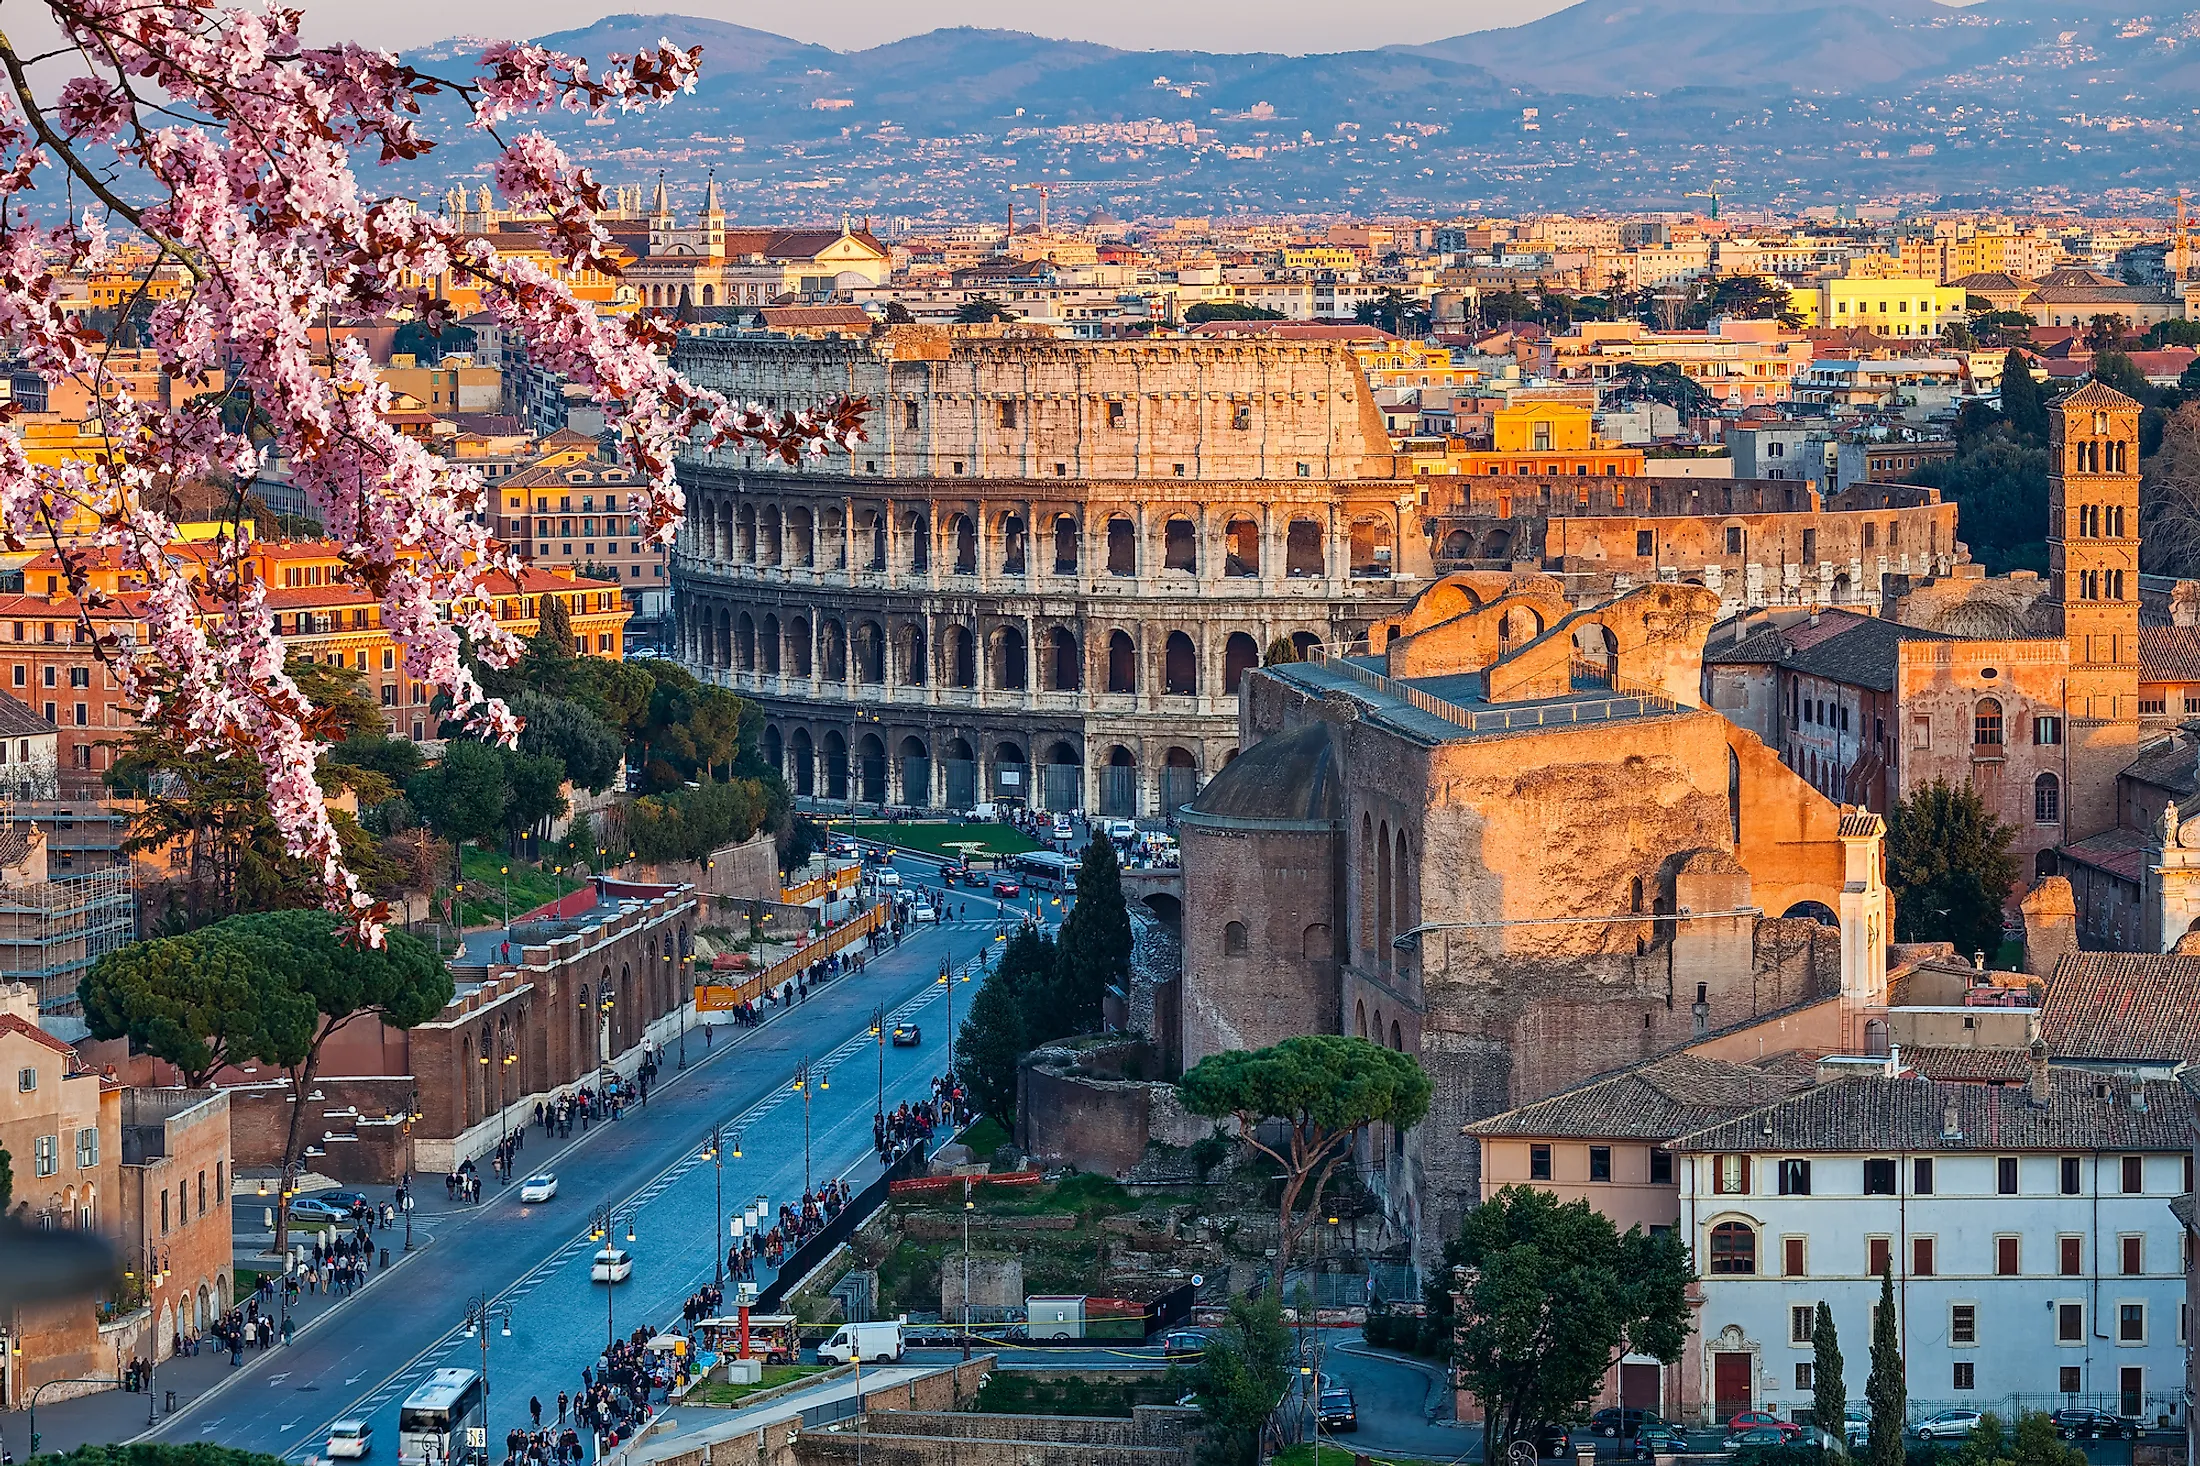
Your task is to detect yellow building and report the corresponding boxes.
[1446,399,1647,477]
[1282,246,1360,271]
[1798,275,1967,338]
[1354,337,1472,391]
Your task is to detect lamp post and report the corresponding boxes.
[960,1178,974,1360]
[588,1207,635,1348]
[26,1375,123,1457]
[867,1005,886,1136]
[936,959,969,1080]
[402,1086,422,1251]
[500,864,511,936]
[704,1128,742,1285]
[128,1245,170,1425]
[463,1292,513,1462]
[792,1058,828,1194]
[671,946,686,1071]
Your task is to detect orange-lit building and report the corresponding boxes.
[1445,397,1647,477]
[1,538,628,769]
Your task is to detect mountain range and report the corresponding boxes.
[398,0,2200,216]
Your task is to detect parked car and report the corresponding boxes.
[1051,817,1074,842]
[2050,1408,2134,1440]
[874,868,901,888]
[891,1024,921,1047]
[289,1197,349,1223]
[991,878,1021,898]
[319,1190,372,1215]
[909,902,938,924]
[326,1422,371,1460]
[1726,1412,1802,1441]
[518,1173,558,1203]
[1913,1410,1984,1441]
[1632,1426,1688,1460]
[1104,819,1137,844]
[1592,1409,1667,1439]
[1843,1408,1871,1449]
[1317,1389,1358,1433]
[1723,1427,1787,1451]
[591,1247,633,1283]
[1161,1330,1208,1358]
[1515,1423,1575,1459]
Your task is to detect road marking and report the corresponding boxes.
[345,1376,366,1385]
[268,1373,291,1386]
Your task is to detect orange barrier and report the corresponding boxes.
[780,864,860,906]
[694,903,884,1012]
[887,1169,1044,1195]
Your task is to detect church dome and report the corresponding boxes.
[1181,721,1340,827]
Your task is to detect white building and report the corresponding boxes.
[1674,1061,2191,1430]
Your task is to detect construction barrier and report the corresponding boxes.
[887,1169,1044,1196]
[780,863,860,906]
[694,902,884,1012]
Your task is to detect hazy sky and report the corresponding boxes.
[294,0,1573,54]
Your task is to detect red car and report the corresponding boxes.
[1727,1413,1802,1440]
[992,878,1021,897]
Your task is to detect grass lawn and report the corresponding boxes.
[842,820,1041,861]
[455,847,584,928]
[686,1364,830,1406]
[958,1116,1011,1160]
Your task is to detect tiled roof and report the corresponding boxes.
[1903,1046,2035,1082]
[2039,950,2200,1063]
[1672,1069,2186,1153]
[2121,733,2199,798]
[0,693,56,738]
[2060,380,2145,411]
[1703,608,1953,693]
[2056,825,2154,884]
[1947,271,2034,292]
[0,1012,76,1058]
[2140,626,2200,682]
[758,305,871,329]
[1467,1052,1810,1140]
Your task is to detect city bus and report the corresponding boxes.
[1006,851,1077,891]
[398,1368,487,1466]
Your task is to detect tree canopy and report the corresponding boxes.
[1887,777,2020,958]
[1910,434,2050,575]
[1865,1264,1904,1466]
[1179,1035,1431,1284]
[1188,1290,1294,1466]
[1811,1302,1845,1441]
[1052,838,1131,1034]
[955,927,1059,1124]
[1184,302,1282,324]
[1449,1186,1692,1463]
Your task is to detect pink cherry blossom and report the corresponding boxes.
[0,1,866,940]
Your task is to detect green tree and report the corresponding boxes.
[955,296,1017,324]
[2091,350,2152,402]
[2149,319,2200,348]
[1706,275,1802,327]
[1262,637,1301,666]
[955,927,1058,1123]
[1051,838,1131,1033]
[1887,777,2020,957]
[0,1142,12,1211]
[1866,1264,1904,1466]
[2009,1411,2086,1466]
[515,692,623,794]
[1189,1289,1294,1466]
[1812,1302,1846,1443]
[2084,314,2132,354]
[1911,436,2050,574]
[391,320,477,365]
[1952,1413,2010,1466]
[537,592,575,653]
[2001,351,2048,442]
[501,749,570,844]
[1448,1186,1693,1463]
[407,738,510,848]
[78,936,310,1087]
[1611,361,1710,416]
[1179,1035,1433,1286]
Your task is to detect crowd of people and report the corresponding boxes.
[677,1283,724,1326]
[552,1327,683,1460]
[877,1076,968,1162]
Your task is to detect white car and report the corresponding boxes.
[591,1247,633,1283]
[1104,819,1136,844]
[874,868,901,888]
[327,1421,372,1459]
[1051,818,1073,842]
[1913,1410,1983,1441]
[909,902,938,924]
[518,1173,558,1203]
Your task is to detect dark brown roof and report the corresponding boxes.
[1947,271,2034,292]
[1702,608,1952,693]
[2039,950,2200,1064]
[0,694,56,739]
[2141,626,2200,683]
[1673,1069,2187,1153]
[1904,1046,2035,1082]
[1467,1052,1810,1141]
[758,305,872,330]
[2056,825,2154,885]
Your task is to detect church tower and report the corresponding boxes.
[700,174,726,260]
[2049,380,2143,840]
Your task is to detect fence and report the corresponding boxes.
[1902,1393,2185,1428]
[1097,767,1137,818]
[695,904,883,1012]
[755,1144,930,1311]
[1304,645,1677,735]
[942,759,976,809]
[1040,763,1081,813]
[781,865,860,905]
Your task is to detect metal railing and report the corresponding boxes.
[1304,646,1676,736]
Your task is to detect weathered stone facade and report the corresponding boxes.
[1180,576,1888,1263]
[668,327,1428,816]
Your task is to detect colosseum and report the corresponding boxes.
[668,325,1429,817]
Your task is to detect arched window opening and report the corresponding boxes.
[904,513,929,574]
[1164,632,1198,696]
[900,624,926,687]
[735,613,756,672]
[789,617,813,678]
[1225,519,1260,577]
[1002,515,1028,576]
[1349,518,1394,577]
[2035,772,2061,824]
[1107,631,1137,694]
[1223,632,1259,694]
[948,626,976,689]
[854,621,885,685]
[1728,746,1742,847]
[992,626,1028,691]
[820,619,847,681]
[761,614,782,674]
[1048,627,1081,692]
[1164,518,1197,574]
[1709,1222,1757,1275]
[952,515,977,575]
[1107,518,1136,576]
[1223,921,1249,956]
[1053,516,1079,575]
[1974,698,2004,747]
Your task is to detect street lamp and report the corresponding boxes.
[937,959,970,1079]
[671,947,686,1071]
[500,864,511,935]
[126,1245,170,1425]
[704,1127,742,1285]
[402,1087,422,1252]
[588,1207,635,1348]
[868,1005,887,1139]
[462,1292,514,1462]
[960,1179,975,1360]
[792,1058,829,1194]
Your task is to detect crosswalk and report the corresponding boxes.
[289,974,966,1459]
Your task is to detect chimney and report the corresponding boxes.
[1972,949,1987,973]
[2029,1037,2052,1105]
[1885,1042,1902,1077]
[1808,608,1821,627]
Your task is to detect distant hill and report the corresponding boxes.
[392,1,2200,215]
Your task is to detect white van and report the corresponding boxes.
[817,1320,904,1364]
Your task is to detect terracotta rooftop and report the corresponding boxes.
[1467,1052,1810,1141]
[2140,627,2200,683]
[1902,1046,2036,1083]
[1673,1069,2186,1153]
[2039,950,2200,1065]
[0,1011,76,1059]
[2056,825,2155,885]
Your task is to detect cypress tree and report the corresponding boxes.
[2002,349,2048,441]
[1866,1264,1906,1466]
[1052,836,1131,1033]
[1812,1301,1846,1448]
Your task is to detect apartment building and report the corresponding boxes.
[1540,319,1815,405]
[1677,1065,2190,1428]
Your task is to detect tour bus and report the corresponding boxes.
[398,1368,487,1466]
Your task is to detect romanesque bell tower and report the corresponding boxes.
[2049,380,2143,840]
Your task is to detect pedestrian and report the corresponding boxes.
[557,1391,569,1426]
[531,1396,543,1428]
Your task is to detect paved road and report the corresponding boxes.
[58,851,1049,1465]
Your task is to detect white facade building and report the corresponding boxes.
[1674,1064,2191,1430]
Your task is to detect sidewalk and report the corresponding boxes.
[0,1212,435,1459]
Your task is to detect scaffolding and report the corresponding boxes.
[0,864,136,1014]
